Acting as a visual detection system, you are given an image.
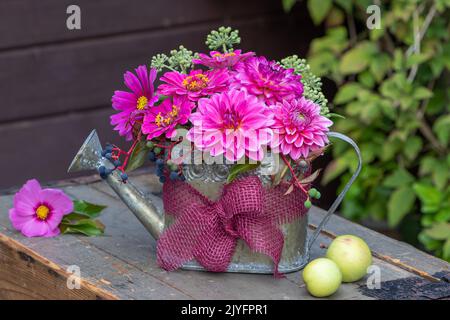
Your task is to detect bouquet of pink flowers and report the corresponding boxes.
[105,27,334,206]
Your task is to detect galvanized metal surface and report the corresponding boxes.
[68,130,362,274]
[67,130,164,240]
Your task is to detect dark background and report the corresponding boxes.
[0,0,325,190]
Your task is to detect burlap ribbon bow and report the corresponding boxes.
[157,175,307,276]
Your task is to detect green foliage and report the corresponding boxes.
[60,200,107,236]
[151,46,198,73]
[227,163,260,183]
[280,55,330,116]
[126,140,151,172]
[205,26,241,52]
[282,0,298,12]
[293,0,450,261]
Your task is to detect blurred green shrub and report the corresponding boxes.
[284,0,450,261]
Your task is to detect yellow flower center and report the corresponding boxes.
[155,105,179,127]
[182,74,209,91]
[136,96,148,110]
[36,205,50,220]
[213,52,236,58]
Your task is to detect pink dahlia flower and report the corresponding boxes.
[111,65,159,141]
[270,97,333,160]
[142,96,194,140]
[9,180,73,238]
[187,89,274,162]
[192,50,254,69]
[232,56,303,104]
[158,69,229,101]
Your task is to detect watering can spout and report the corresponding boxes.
[68,130,164,240]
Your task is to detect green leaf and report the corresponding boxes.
[282,0,297,12]
[227,163,260,183]
[325,7,345,26]
[393,49,404,71]
[443,239,450,261]
[334,0,352,13]
[383,168,415,188]
[339,42,378,75]
[62,212,94,223]
[322,157,348,185]
[370,54,391,82]
[406,53,432,68]
[358,70,376,88]
[419,232,443,251]
[334,83,362,104]
[432,161,449,191]
[387,186,416,227]
[73,200,107,218]
[413,183,442,213]
[60,219,105,237]
[403,136,423,161]
[433,115,450,146]
[419,156,437,176]
[307,0,333,25]
[413,87,433,100]
[435,208,450,222]
[126,140,150,172]
[424,223,450,240]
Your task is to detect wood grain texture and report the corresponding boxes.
[309,210,450,279]
[2,173,447,300]
[0,16,312,123]
[0,108,125,190]
[0,0,282,50]
[0,233,117,299]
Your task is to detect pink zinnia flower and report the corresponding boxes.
[9,180,73,238]
[111,65,159,141]
[187,89,274,162]
[232,56,303,104]
[192,50,254,69]
[158,69,229,101]
[142,96,194,140]
[270,97,333,160]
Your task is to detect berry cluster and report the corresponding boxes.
[146,141,185,184]
[98,143,129,182]
[304,188,321,209]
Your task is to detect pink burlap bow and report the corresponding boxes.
[157,175,308,276]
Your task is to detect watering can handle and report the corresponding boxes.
[306,131,362,252]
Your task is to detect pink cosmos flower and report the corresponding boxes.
[232,56,303,104]
[192,50,254,69]
[270,97,333,160]
[187,89,274,162]
[111,65,159,141]
[158,69,230,101]
[142,96,194,140]
[9,180,73,238]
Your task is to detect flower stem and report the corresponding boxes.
[280,154,309,197]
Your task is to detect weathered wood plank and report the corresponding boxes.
[1,173,438,299]
[0,0,282,50]
[0,16,313,123]
[63,180,418,299]
[0,194,193,299]
[308,208,450,279]
[81,171,450,279]
[0,232,118,299]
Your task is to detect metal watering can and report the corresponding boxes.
[68,130,361,274]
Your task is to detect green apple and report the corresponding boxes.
[326,235,372,282]
[302,258,342,298]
